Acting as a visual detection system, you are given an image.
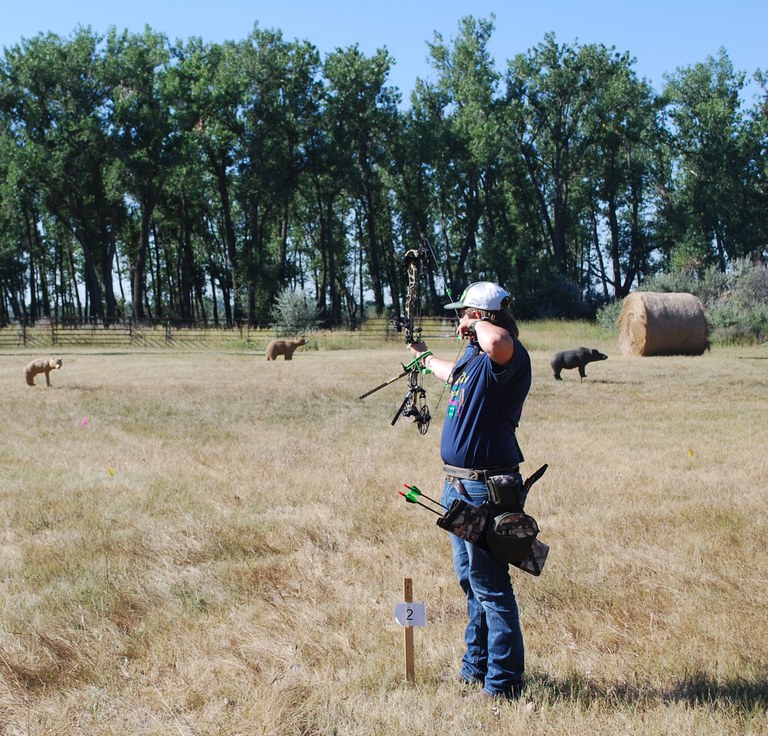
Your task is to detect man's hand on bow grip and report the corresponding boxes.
[408,340,428,358]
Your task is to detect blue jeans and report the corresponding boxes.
[442,477,525,698]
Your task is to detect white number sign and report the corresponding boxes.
[394,602,426,627]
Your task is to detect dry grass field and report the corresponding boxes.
[0,322,766,735]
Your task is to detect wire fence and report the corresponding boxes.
[0,317,457,351]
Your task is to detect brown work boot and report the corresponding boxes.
[470,683,524,702]
[469,689,497,702]
[438,672,476,686]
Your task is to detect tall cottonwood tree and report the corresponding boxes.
[0,133,32,322]
[1,28,121,321]
[388,100,445,313]
[579,51,665,298]
[321,45,400,319]
[750,70,768,250]
[104,27,179,322]
[420,16,502,294]
[500,34,674,311]
[236,28,322,320]
[298,89,348,325]
[664,49,762,269]
[170,37,249,324]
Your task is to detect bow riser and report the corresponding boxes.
[360,242,431,434]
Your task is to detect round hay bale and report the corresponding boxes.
[618,292,709,356]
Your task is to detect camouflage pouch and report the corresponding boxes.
[485,473,525,512]
[512,539,549,576]
[436,498,490,545]
[435,467,550,575]
[486,512,539,563]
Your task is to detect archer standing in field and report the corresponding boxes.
[408,281,532,701]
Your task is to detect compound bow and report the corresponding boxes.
[358,241,432,434]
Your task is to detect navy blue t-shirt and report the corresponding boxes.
[440,338,531,469]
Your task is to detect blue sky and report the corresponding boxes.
[2,0,765,102]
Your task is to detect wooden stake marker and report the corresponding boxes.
[394,577,426,684]
[403,578,415,683]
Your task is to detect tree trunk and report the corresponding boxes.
[213,162,240,325]
[179,192,194,321]
[74,226,104,321]
[132,216,149,322]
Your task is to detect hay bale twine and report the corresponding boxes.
[618,292,709,356]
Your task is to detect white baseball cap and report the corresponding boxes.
[444,281,511,311]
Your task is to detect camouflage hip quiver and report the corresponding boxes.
[436,464,549,574]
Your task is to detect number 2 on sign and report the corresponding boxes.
[394,602,426,627]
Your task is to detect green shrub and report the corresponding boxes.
[595,300,624,332]
[270,288,319,337]
[708,264,768,344]
[640,264,729,307]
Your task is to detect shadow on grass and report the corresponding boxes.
[670,671,768,710]
[531,670,768,712]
